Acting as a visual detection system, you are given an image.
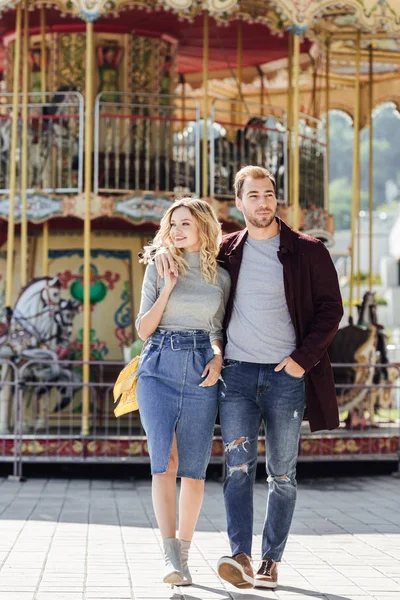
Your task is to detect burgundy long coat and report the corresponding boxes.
[217,218,344,433]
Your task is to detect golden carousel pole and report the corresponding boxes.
[5,5,22,307]
[40,5,49,276]
[258,66,265,117]
[81,21,94,436]
[20,0,29,288]
[325,37,331,214]
[368,44,374,291]
[202,10,209,198]
[237,19,243,102]
[292,32,301,230]
[349,31,361,322]
[287,31,293,206]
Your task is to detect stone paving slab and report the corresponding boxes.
[0,475,399,600]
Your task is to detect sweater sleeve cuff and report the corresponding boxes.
[209,332,223,344]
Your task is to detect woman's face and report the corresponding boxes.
[169,206,201,252]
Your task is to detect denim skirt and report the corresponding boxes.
[137,329,218,479]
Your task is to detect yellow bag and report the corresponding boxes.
[113,354,141,417]
[115,276,158,417]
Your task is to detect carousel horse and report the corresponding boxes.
[0,87,80,191]
[328,290,391,426]
[36,86,80,188]
[0,277,80,433]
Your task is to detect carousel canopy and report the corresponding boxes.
[1,0,400,33]
[0,9,311,75]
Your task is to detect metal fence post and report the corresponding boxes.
[8,364,25,482]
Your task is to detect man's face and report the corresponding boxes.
[236,177,277,229]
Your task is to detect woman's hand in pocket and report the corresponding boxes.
[200,354,223,387]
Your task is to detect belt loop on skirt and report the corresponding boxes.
[158,332,166,349]
[193,333,197,350]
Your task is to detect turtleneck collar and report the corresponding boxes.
[184,250,201,268]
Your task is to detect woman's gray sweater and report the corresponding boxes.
[135,251,231,343]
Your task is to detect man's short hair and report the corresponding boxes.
[234,166,276,199]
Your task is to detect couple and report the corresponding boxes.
[135,165,343,590]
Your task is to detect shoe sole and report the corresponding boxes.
[217,560,254,589]
[254,578,278,589]
[163,572,184,585]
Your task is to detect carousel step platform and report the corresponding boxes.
[0,427,398,462]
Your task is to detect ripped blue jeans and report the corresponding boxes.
[219,360,306,562]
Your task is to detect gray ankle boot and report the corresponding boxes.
[180,539,192,585]
[163,538,184,586]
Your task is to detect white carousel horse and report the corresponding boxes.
[0,277,80,433]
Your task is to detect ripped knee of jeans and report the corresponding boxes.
[224,436,249,454]
[225,437,251,477]
[267,473,291,484]
[228,463,249,476]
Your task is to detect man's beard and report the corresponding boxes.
[243,209,275,229]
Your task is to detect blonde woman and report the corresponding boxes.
[136,198,231,587]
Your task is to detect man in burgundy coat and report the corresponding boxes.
[215,166,343,590]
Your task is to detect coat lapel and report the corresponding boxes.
[277,220,298,337]
[226,229,248,293]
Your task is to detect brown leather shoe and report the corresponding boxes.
[217,553,254,589]
[254,557,278,589]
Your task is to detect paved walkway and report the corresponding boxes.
[0,475,400,600]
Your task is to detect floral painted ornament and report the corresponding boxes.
[70,264,108,304]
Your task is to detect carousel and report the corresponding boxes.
[0,0,399,471]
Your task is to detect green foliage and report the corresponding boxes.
[329,178,367,230]
[329,106,400,228]
[351,272,382,285]
[329,178,352,230]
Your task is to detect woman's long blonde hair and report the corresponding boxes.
[141,198,222,284]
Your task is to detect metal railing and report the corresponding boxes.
[1,359,399,478]
[296,112,326,209]
[297,362,400,461]
[210,99,288,201]
[0,91,84,194]
[0,92,327,205]
[94,92,200,196]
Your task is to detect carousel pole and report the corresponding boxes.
[292,32,301,230]
[368,44,374,291]
[5,5,22,307]
[325,38,331,213]
[180,74,185,140]
[202,10,209,198]
[287,32,293,205]
[20,0,29,288]
[257,66,264,116]
[237,19,243,102]
[40,5,49,276]
[81,21,94,436]
[349,31,361,322]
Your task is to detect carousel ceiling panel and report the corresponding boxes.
[0,7,311,75]
[274,1,400,33]
[2,0,400,34]
[328,38,400,75]
[331,60,400,75]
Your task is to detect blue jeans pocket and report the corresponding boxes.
[223,359,243,369]
[282,367,304,381]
